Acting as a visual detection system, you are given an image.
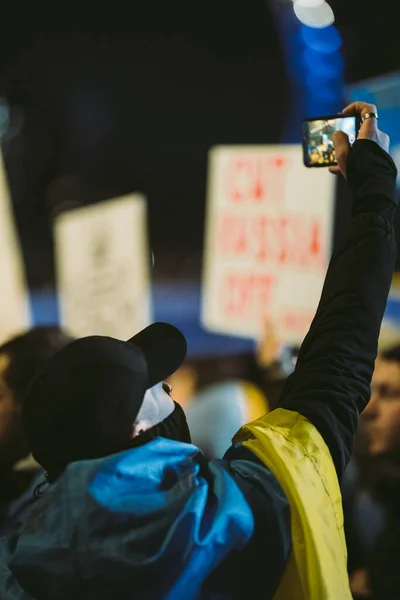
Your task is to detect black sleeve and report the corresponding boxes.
[279,140,398,480]
[206,444,291,599]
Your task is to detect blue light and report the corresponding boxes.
[305,98,342,117]
[302,47,344,77]
[301,25,342,54]
[306,82,342,104]
[347,87,376,105]
[306,70,343,92]
[277,5,344,142]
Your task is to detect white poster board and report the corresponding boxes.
[202,146,335,345]
[55,194,151,340]
[0,149,30,343]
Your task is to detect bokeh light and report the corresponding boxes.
[293,0,325,6]
[302,47,344,76]
[301,25,342,53]
[294,2,335,29]
[305,77,340,103]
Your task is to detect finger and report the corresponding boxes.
[328,166,341,175]
[342,101,378,120]
[341,100,390,156]
[332,130,351,177]
[342,101,380,143]
[358,122,380,145]
[332,130,350,155]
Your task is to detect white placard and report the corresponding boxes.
[202,146,335,345]
[55,194,151,340]
[0,149,30,343]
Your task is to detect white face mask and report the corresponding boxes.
[132,382,175,437]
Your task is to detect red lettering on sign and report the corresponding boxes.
[253,160,264,202]
[226,156,288,206]
[218,214,325,269]
[222,274,276,319]
[310,222,321,256]
[278,218,289,263]
[254,216,268,261]
[274,157,285,168]
[229,159,253,202]
[219,215,248,255]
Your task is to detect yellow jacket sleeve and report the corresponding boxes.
[233,408,352,600]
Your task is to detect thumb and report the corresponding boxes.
[332,130,351,179]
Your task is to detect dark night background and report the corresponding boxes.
[0,0,397,289]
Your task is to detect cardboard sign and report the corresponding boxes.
[202,146,335,345]
[55,194,151,340]
[0,149,30,343]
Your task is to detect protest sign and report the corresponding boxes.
[54,194,151,339]
[0,148,30,343]
[202,146,335,345]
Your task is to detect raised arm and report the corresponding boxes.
[279,102,398,479]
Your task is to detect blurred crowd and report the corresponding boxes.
[1,321,400,598]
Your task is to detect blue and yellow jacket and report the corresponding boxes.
[0,416,347,600]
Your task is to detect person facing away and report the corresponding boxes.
[0,327,74,539]
[0,101,397,600]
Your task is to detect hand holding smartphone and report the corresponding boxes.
[302,114,360,168]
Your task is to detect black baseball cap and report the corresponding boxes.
[22,322,187,476]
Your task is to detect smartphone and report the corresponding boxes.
[302,114,359,168]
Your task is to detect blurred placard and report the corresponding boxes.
[55,194,151,339]
[202,146,335,345]
[0,148,30,343]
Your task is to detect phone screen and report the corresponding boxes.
[302,115,357,167]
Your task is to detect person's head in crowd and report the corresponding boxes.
[22,323,191,482]
[0,327,74,466]
[363,345,400,456]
